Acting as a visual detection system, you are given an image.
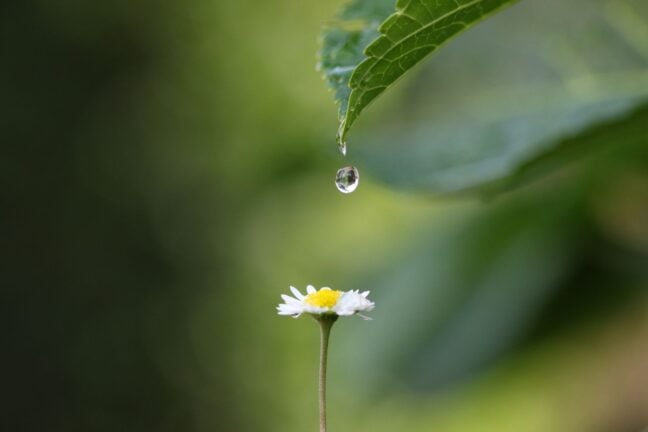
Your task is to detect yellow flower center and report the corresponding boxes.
[305,288,342,308]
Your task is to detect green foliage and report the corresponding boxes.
[321,0,648,195]
[320,0,520,144]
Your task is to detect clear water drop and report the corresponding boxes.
[335,166,359,194]
[338,140,347,156]
[335,128,347,156]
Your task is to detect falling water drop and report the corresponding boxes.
[335,166,359,194]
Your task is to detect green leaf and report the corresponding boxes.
[351,0,648,194]
[500,103,648,195]
[319,0,520,144]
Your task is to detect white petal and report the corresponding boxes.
[304,304,327,314]
[277,309,298,316]
[290,286,305,300]
[332,290,375,317]
[306,285,316,294]
[277,304,299,314]
[335,308,354,316]
[281,294,297,303]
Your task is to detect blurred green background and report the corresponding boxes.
[3,0,648,431]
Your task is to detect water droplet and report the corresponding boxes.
[338,140,347,156]
[335,166,359,194]
[335,128,347,156]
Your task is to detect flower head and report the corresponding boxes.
[277,285,374,319]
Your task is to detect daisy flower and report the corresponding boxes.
[277,285,374,319]
[277,284,374,432]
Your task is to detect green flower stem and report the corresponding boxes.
[317,315,337,432]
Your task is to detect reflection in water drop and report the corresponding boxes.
[335,166,359,194]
